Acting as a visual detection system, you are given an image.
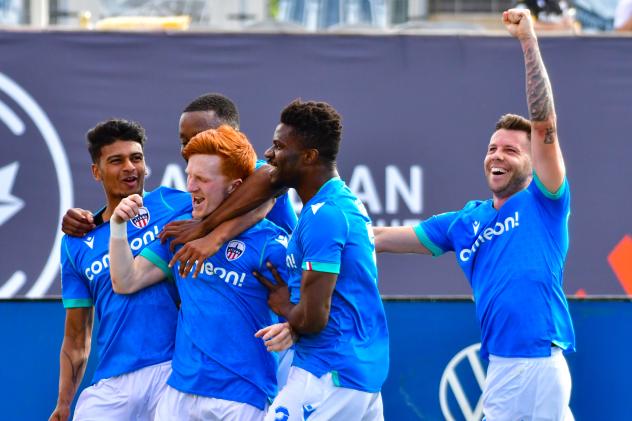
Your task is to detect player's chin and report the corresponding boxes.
[120,182,143,195]
[118,188,142,199]
[488,181,508,196]
[268,168,282,186]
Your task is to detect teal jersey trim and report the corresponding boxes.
[331,370,341,387]
[63,298,93,308]
[302,261,340,274]
[258,237,269,271]
[413,225,444,257]
[533,172,567,200]
[140,248,173,279]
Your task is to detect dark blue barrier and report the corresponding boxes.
[1,299,630,420]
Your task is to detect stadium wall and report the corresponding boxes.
[1,299,630,420]
[0,32,630,298]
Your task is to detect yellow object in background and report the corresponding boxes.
[95,15,191,31]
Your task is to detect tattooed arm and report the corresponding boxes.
[49,307,93,421]
[504,8,566,193]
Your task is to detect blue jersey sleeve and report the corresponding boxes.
[529,173,570,220]
[140,237,175,280]
[301,204,348,274]
[140,212,190,278]
[60,237,93,308]
[414,211,460,256]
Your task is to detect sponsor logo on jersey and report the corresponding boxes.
[274,235,289,248]
[286,253,298,270]
[225,240,246,261]
[84,225,160,281]
[472,220,480,235]
[311,202,325,214]
[130,207,150,228]
[196,261,247,287]
[459,212,520,263]
[83,235,95,249]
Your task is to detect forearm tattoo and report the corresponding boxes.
[544,127,555,144]
[524,43,555,129]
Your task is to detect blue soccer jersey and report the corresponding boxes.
[141,217,289,410]
[60,187,192,384]
[256,159,297,234]
[285,177,390,393]
[415,175,575,359]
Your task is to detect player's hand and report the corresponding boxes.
[253,261,292,317]
[503,8,536,41]
[159,219,207,251]
[61,208,95,237]
[255,322,297,352]
[112,194,143,224]
[49,405,70,421]
[168,232,223,278]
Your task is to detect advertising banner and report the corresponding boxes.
[0,32,630,297]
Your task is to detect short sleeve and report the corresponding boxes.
[529,174,570,221]
[140,239,174,279]
[60,237,93,308]
[300,204,347,274]
[414,211,460,256]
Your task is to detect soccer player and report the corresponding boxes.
[170,100,389,420]
[50,119,190,421]
[61,93,298,386]
[373,9,574,420]
[108,125,290,420]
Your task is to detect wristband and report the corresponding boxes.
[110,218,127,239]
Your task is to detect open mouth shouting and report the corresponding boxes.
[192,195,206,213]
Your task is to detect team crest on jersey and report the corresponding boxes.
[130,207,150,229]
[225,240,246,261]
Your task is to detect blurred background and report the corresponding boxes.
[1,1,631,420]
[0,0,627,33]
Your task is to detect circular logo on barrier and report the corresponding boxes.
[439,343,487,421]
[0,73,72,298]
